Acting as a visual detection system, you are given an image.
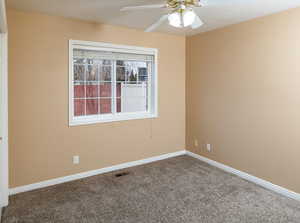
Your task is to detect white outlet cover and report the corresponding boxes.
[206,144,211,152]
[73,156,80,164]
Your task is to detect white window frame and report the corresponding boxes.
[69,40,158,126]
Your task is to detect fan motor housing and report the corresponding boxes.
[167,0,200,9]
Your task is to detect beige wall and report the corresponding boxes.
[8,10,186,188]
[187,8,300,193]
[8,6,300,193]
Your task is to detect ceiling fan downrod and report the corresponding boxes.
[167,0,202,9]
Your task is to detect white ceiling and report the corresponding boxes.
[7,0,300,36]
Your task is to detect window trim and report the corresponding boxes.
[69,40,158,126]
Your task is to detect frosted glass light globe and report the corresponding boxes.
[183,10,196,27]
[168,12,182,28]
[168,9,196,28]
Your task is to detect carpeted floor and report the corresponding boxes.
[2,155,300,223]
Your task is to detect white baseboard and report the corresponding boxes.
[9,150,186,195]
[9,150,300,203]
[186,150,300,201]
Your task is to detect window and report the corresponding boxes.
[69,40,158,126]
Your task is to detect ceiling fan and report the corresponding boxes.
[120,0,205,32]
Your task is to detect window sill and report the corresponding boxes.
[69,112,158,127]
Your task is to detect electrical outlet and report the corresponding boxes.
[194,139,199,147]
[73,155,80,164]
[206,144,212,152]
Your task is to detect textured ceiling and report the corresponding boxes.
[7,0,300,35]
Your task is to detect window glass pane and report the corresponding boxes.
[120,97,147,113]
[117,61,148,84]
[86,58,94,65]
[87,64,98,81]
[99,66,112,82]
[116,98,121,113]
[116,67,125,82]
[121,83,147,97]
[116,60,125,66]
[115,60,149,113]
[86,84,98,98]
[116,83,121,97]
[127,68,138,84]
[74,58,86,64]
[74,82,85,98]
[100,83,112,98]
[100,98,112,114]
[86,99,98,115]
[138,67,148,82]
[74,99,85,116]
[117,82,148,113]
[74,64,85,81]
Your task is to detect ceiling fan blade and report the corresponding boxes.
[198,0,207,6]
[191,14,204,29]
[192,0,204,7]
[145,15,169,32]
[120,4,166,11]
[198,0,219,7]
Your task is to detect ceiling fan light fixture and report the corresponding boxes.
[168,11,182,28]
[120,0,205,32]
[183,9,196,27]
[168,9,197,28]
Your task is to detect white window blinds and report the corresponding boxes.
[73,49,154,62]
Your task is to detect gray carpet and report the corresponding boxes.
[2,155,300,223]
